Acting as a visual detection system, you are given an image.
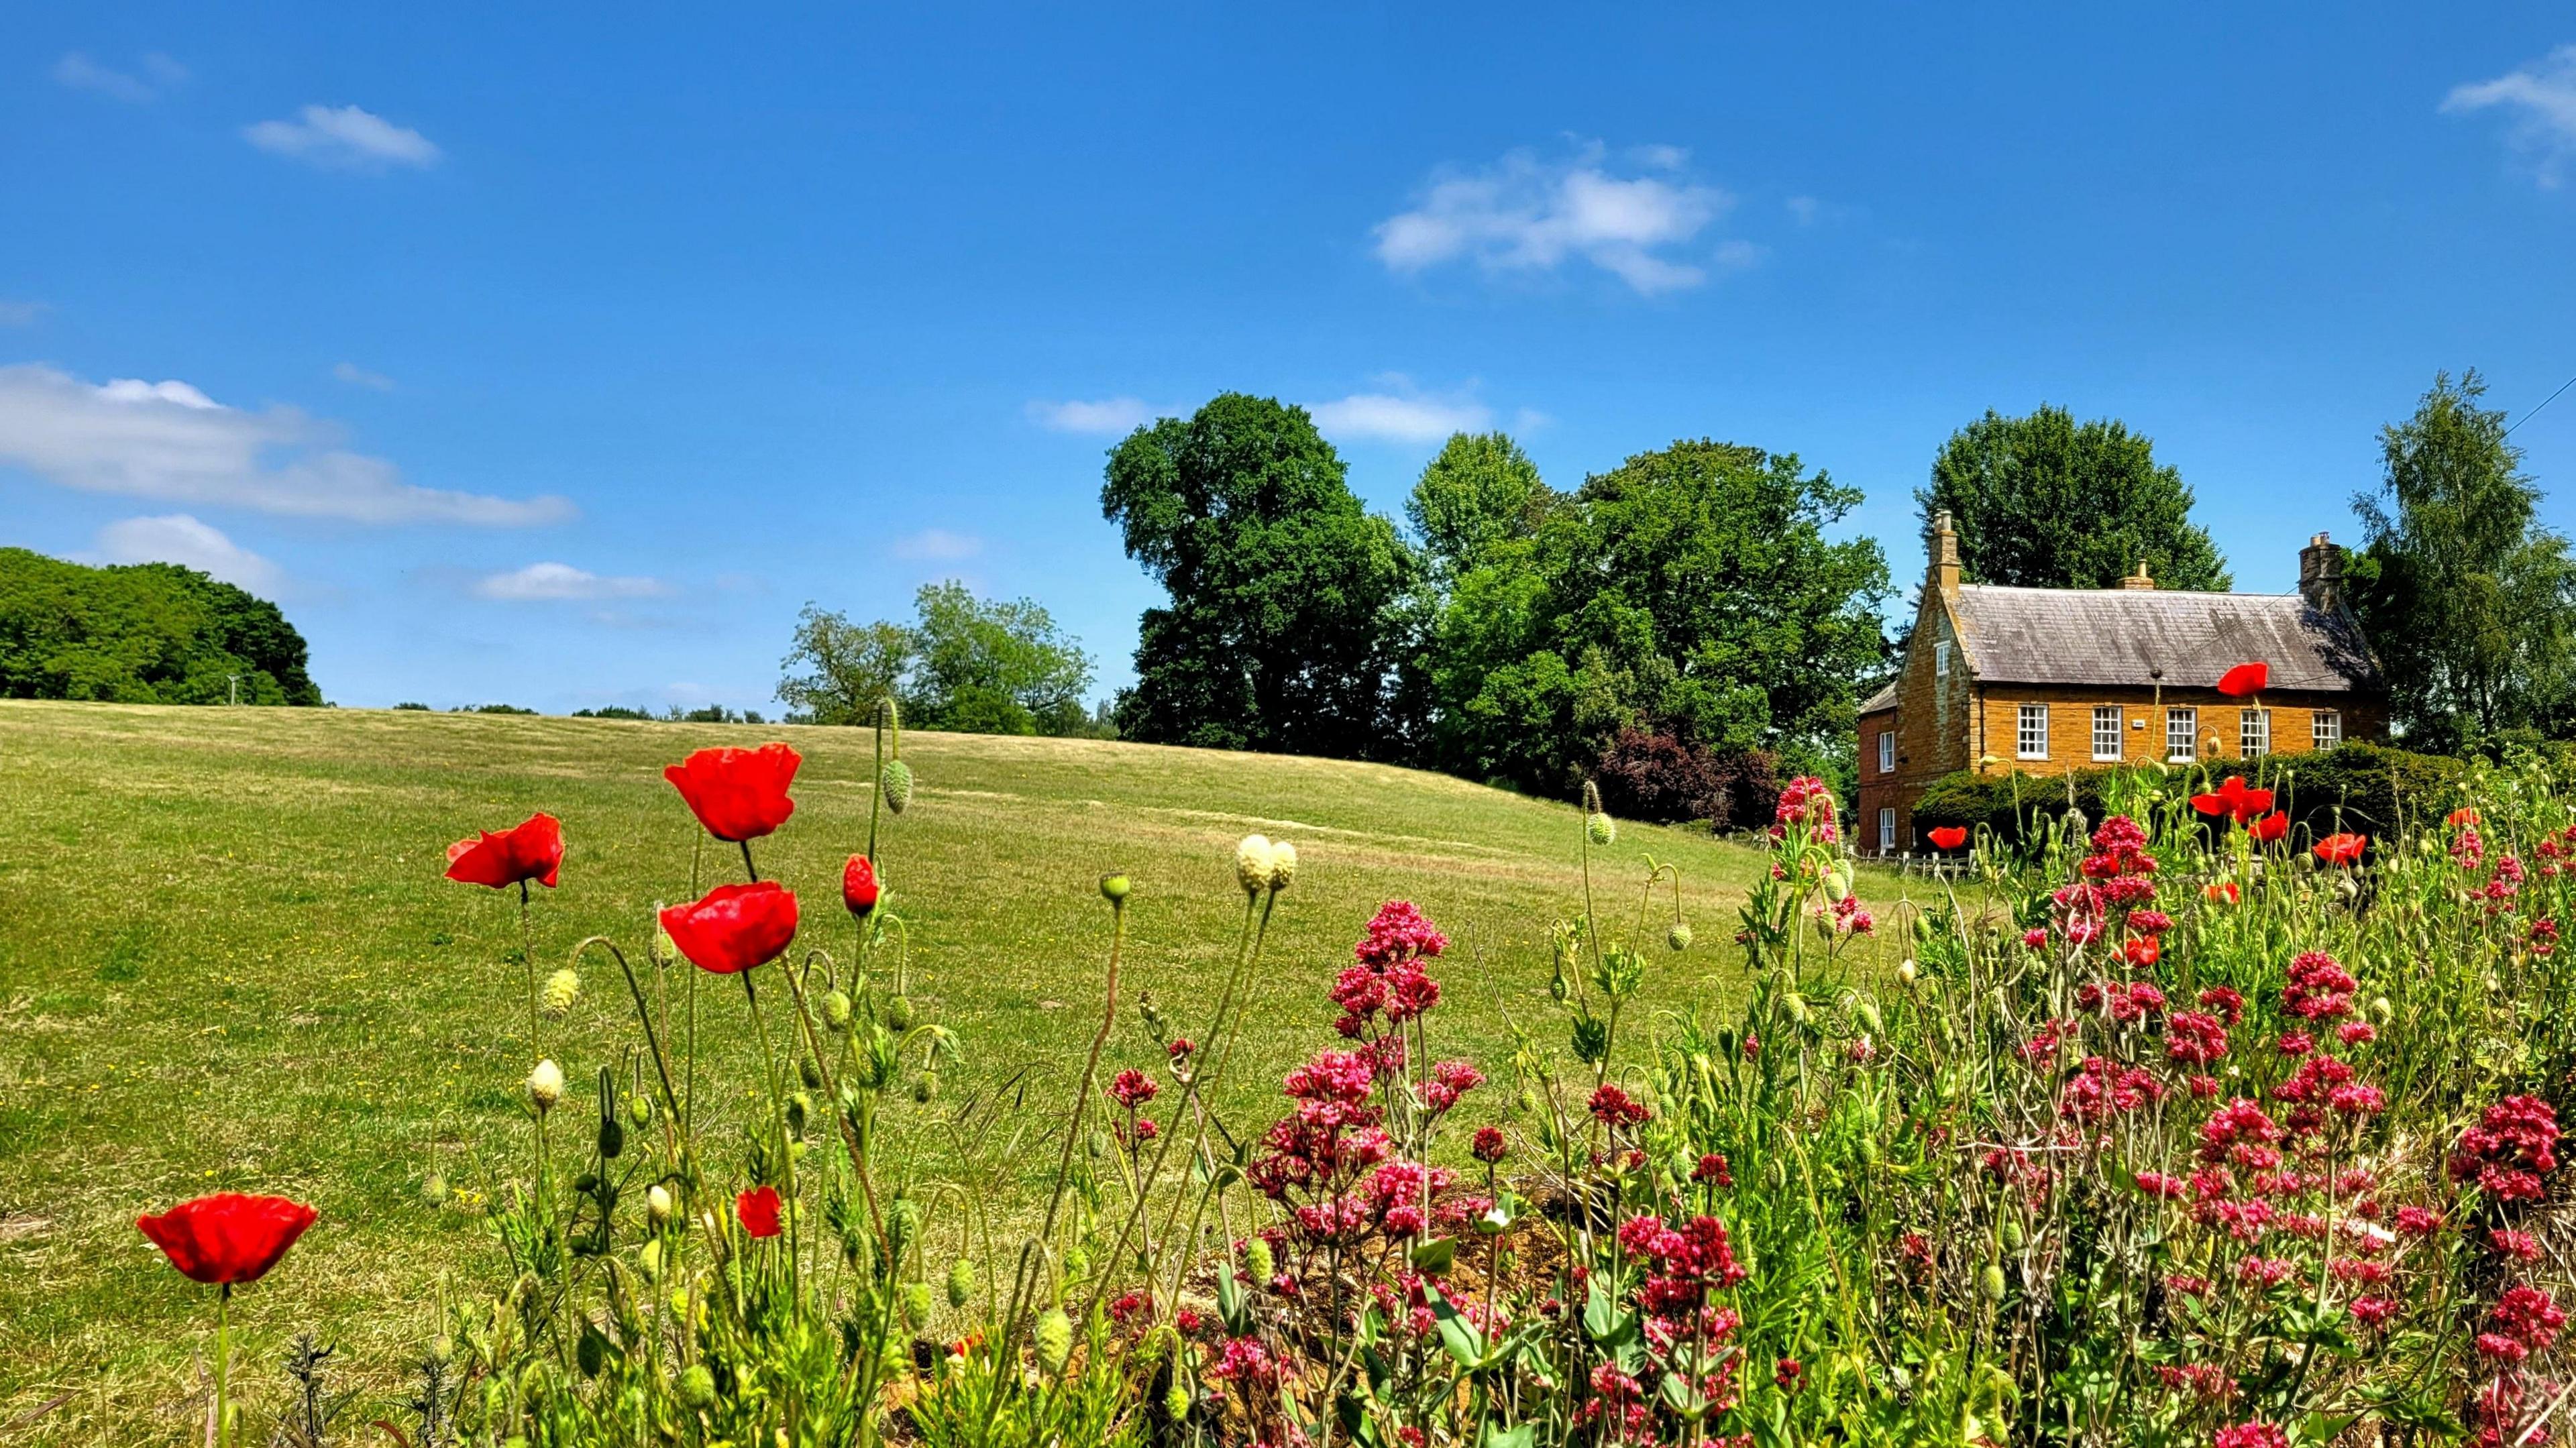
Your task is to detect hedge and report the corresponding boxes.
[1909,740,2467,848]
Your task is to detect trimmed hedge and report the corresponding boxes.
[1910,741,2467,848]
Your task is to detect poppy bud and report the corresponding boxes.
[422,1172,450,1206]
[1666,923,1693,952]
[842,854,881,918]
[527,1059,565,1114]
[881,759,914,814]
[1099,873,1132,903]
[799,1056,824,1090]
[1033,1308,1073,1376]
[912,1070,937,1104]
[630,1094,652,1127]
[647,1184,674,1226]
[883,995,913,1032]
[1244,1237,1275,1283]
[887,1196,922,1260]
[1824,869,1850,903]
[541,968,581,1019]
[1856,1000,1884,1037]
[577,1323,608,1378]
[786,1091,811,1137]
[1165,1384,1191,1422]
[902,1281,933,1329]
[639,1239,663,1280]
[1896,958,1918,985]
[1234,835,1275,896]
[598,1119,625,1160]
[676,1363,716,1409]
[1586,813,1616,846]
[819,989,855,1032]
[1267,841,1297,893]
[946,1258,975,1309]
[1981,1263,2007,1302]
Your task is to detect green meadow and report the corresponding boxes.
[0,702,1918,1443]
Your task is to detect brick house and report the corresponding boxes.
[1854,512,2385,856]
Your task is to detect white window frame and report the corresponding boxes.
[1934,641,1951,678]
[2016,703,2049,761]
[2313,709,2341,751]
[2241,708,2270,759]
[1877,729,1895,775]
[2166,706,2198,763]
[1878,807,1896,854]
[2092,706,2122,762]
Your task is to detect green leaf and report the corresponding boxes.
[1481,1423,1536,1448]
[1409,1236,1457,1275]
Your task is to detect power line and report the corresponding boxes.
[2506,372,2576,437]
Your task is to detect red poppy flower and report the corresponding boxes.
[1927,826,1968,851]
[2248,812,2289,844]
[138,1194,318,1286]
[736,1185,783,1239]
[2216,662,2268,698]
[663,744,801,842]
[2204,881,2241,905]
[2314,832,2367,866]
[2189,777,2275,825]
[2449,807,2482,827]
[2123,936,2161,968]
[843,854,881,917]
[659,882,799,974]
[443,812,564,890]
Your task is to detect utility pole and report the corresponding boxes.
[227,675,240,706]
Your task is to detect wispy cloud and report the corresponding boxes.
[1784,195,1821,225]
[2445,45,2576,188]
[56,52,186,103]
[244,105,441,172]
[1373,142,1740,294]
[473,563,669,602]
[333,361,396,392]
[0,363,570,526]
[0,300,46,327]
[893,528,982,561]
[1304,379,1496,445]
[1026,396,1159,435]
[94,514,280,591]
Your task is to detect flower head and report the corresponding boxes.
[2313,832,2366,867]
[444,812,564,890]
[1234,836,1275,895]
[1927,826,1968,850]
[842,854,881,917]
[527,1058,565,1112]
[736,1185,784,1239]
[663,744,800,842]
[138,1193,318,1286]
[2215,662,2269,698]
[2190,777,2275,825]
[659,881,800,974]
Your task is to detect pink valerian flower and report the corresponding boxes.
[1115,1117,1159,1148]
[1108,1068,1159,1111]
[2021,1017,2073,1062]
[2351,1296,2400,1328]
[2337,1021,2376,1046]
[2532,917,2560,957]
[1337,901,1448,1035]
[2283,951,2358,1021]
[1771,776,1837,840]
[2155,1362,2236,1400]
[1248,1048,1393,1211]
[2167,1010,2231,1066]
[1692,1152,1733,1186]
[1589,1082,1652,1130]
[2237,1257,2296,1288]
[2061,1055,2164,1124]
[2451,1095,2563,1201]
[2189,1074,2221,1098]
[1167,1037,1196,1062]
[2200,1100,2285,1167]
[2396,1205,2446,1237]
[1354,900,1447,968]
[1108,1290,1155,1326]
[2137,1170,2188,1199]
[2491,1229,2544,1261]
[2455,825,2488,872]
[2214,1423,2290,1448]
[1206,1335,1279,1386]
[1829,893,1874,934]
[2275,1030,2314,1058]
[2487,1284,2569,1359]
[2022,928,2049,950]
[2198,985,2246,1027]
[1471,1127,1508,1163]
[1422,1059,1484,1113]
[2076,979,2166,1023]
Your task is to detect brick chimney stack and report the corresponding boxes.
[2118,560,2157,590]
[2298,531,2343,612]
[1931,510,1960,594]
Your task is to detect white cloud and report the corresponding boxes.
[1305,383,1495,445]
[893,528,982,561]
[333,361,395,391]
[473,563,669,602]
[1026,396,1157,434]
[2446,46,2576,187]
[244,105,441,172]
[94,514,280,591]
[55,52,184,103]
[0,300,49,327]
[1784,195,1821,225]
[0,363,570,526]
[1374,142,1740,294]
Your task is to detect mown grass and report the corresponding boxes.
[0,702,1921,1443]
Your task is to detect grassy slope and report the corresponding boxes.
[0,702,1917,1441]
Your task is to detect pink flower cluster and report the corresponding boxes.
[1771,775,1837,842]
[2282,951,2357,1021]
[2451,1095,2562,1202]
[1334,901,1446,1037]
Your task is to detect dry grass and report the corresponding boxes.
[0,700,1925,1443]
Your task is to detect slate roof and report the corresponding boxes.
[1858,681,1898,714]
[1947,586,2380,693]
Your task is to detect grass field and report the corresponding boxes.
[0,702,1922,1443]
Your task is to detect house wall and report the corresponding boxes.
[1855,591,1980,853]
[1971,687,2381,775]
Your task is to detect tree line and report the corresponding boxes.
[0,547,323,706]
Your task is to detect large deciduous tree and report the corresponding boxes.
[777,583,1095,736]
[0,548,322,705]
[1918,405,2231,591]
[1102,394,1419,758]
[2350,370,2576,752]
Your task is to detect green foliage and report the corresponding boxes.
[1101,393,1420,759]
[780,583,1095,736]
[2350,370,2576,752]
[1406,431,1554,583]
[1918,404,2231,591]
[1912,740,2467,846]
[1415,437,1889,796]
[0,546,322,705]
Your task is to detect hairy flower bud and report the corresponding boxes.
[902,1281,933,1329]
[1981,1262,2007,1302]
[1234,836,1274,896]
[527,1059,565,1113]
[946,1258,975,1309]
[912,1070,938,1104]
[884,995,914,1032]
[880,759,914,814]
[1099,873,1132,903]
[541,967,581,1019]
[820,989,853,1032]
[1585,812,1616,846]
[1165,1384,1191,1421]
[1033,1308,1073,1376]
[1666,922,1693,952]
[647,1184,674,1227]
[1896,958,1919,986]
[1267,840,1297,893]
[1244,1237,1276,1284]
[676,1363,716,1409]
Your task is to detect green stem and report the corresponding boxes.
[215,1284,231,1448]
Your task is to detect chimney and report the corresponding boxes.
[2298,531,2343,611]
[1930,510,1960,594]
[2118,559,2157,590]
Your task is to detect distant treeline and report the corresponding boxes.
[0,547,322,706]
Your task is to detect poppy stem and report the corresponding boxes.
[215,1282,231,1448]
[739,840,759,884]
[741,969,797,1315]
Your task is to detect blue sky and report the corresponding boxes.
[5,7,2574,713]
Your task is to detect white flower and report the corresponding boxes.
[1267,840,1298,892]
[1234,835,1275,896]
[526,1058,565,1113]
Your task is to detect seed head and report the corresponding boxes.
[526,1058,565,1113]
[1099,873,1132,903]
[1267,840,1298,893]
[541,967,581,1019]
[1234,835,1275,896]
